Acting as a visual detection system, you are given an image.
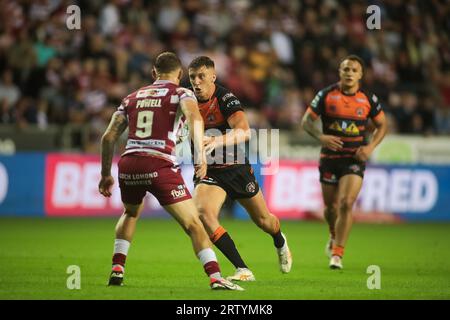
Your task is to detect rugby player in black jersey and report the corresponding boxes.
[302,55,387,269]
[187,56,293,281]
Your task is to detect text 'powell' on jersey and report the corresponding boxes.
[117,80,197,164]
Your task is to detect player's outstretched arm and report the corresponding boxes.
[301,109,343,151]
[355,112,387,162]
[180,98,207,179]
[99,111,128,197]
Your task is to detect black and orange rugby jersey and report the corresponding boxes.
[189,84,247,168]
[308,83,384,159]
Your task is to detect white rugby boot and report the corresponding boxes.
[329,255,343,270]
[226,268,256,282]
[277,233,292,273]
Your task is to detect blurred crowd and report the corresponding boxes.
[0,0,449,151]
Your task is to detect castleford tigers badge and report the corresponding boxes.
[356,107,364,117]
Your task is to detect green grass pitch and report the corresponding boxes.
[0,217,449,300]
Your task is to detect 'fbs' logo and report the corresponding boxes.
[171,185,187,199]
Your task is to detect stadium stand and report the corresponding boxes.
[0,0,449,153]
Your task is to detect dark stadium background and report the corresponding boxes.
[0,0,449,300]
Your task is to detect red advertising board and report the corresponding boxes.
[260,160,421,222]
[263,160,323,219]
[45,154,123,216]
[44,154,195,216]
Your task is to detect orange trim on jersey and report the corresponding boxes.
[210,226,227,243]
[340,136,364,142]
[372,110,385,122]
[307,107,319,120]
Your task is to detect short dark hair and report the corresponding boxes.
[154,52,182,74]
[188,56,215,70]
[341,54,365,74]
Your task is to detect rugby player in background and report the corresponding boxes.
[98,52,243,290]
[187,56,292,282]
[301,55,387,269]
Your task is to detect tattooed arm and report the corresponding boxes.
[99,111,128,197]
